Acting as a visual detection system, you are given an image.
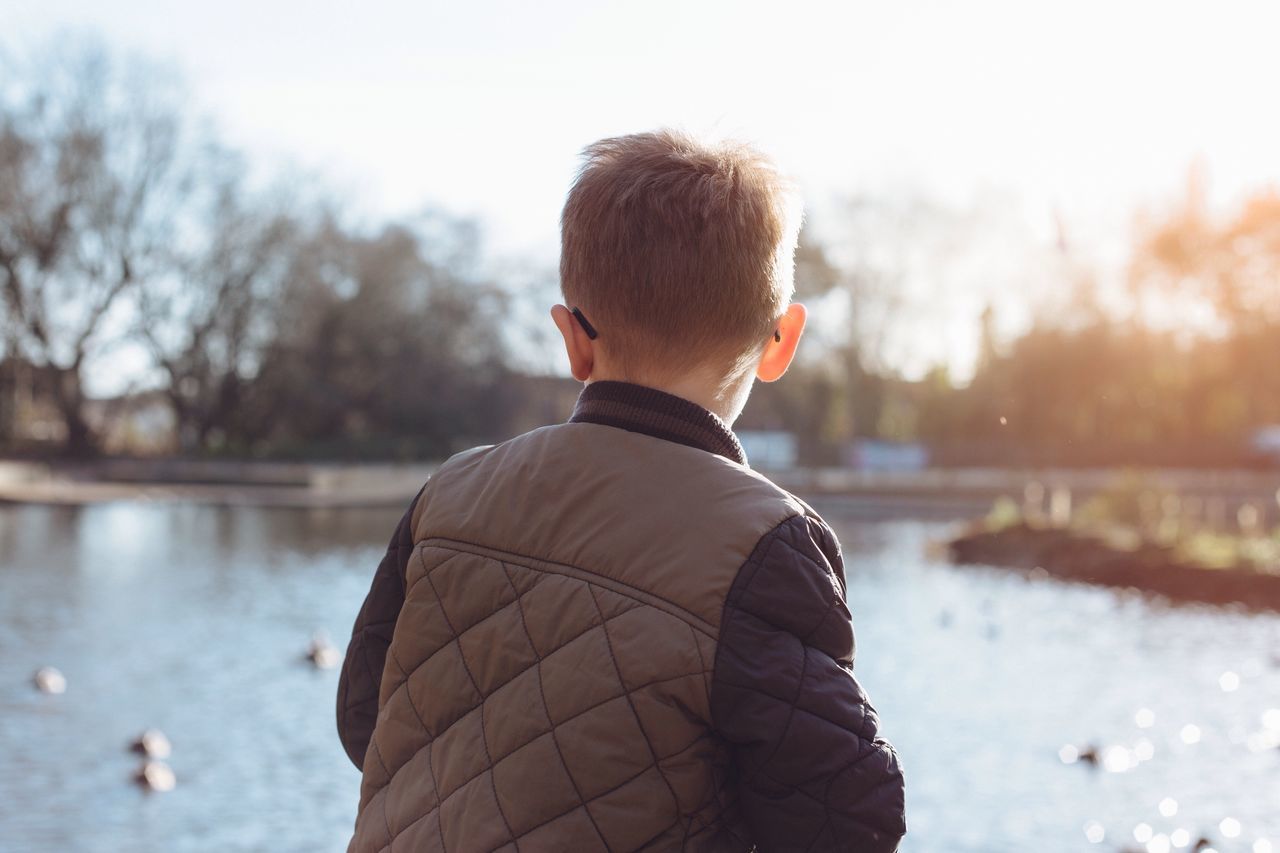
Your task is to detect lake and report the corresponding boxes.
[1,501,1277,852]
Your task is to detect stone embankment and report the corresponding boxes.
[0,459,435,507]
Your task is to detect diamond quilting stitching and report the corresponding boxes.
[585,585,682,821]
[420,567,519,844]
[367,547,714,852]
[499,560,611,851]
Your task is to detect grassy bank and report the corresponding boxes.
[949,474,1280,611]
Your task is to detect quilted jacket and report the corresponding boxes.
[338,380,906,852]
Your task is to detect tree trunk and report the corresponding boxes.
[55,367,96,457]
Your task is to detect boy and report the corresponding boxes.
[337,129,906,852]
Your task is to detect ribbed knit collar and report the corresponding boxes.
[567,380,747,466]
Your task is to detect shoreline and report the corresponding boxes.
[0,459,437,508]
[4,458,1280,515]
[0,480,428,509]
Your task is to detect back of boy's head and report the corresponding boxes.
[560,129,802,385]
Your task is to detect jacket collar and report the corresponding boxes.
[567,379,747,466]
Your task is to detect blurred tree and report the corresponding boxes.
[1130,169,1280,435]
[135,150,298,452]
[242,213,518,459]
[1131,165,1280,330]
[0,35,189,454]
[817,195,973,445]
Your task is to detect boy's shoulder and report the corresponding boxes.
[419,421,840,557]
[429,421,797,500]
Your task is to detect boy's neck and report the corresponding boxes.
[586,369,754,426]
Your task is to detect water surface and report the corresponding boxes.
[1,502,1277,852]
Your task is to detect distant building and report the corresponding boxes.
[845,439,930,472]
[1250,425,1280,465]
[739,430,797,471]
[0,357,67,447]
[1,355,179,455]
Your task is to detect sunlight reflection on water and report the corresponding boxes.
[838,518,1280,853]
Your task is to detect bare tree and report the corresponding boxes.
[0,35,189,454]
[135,150,298,452]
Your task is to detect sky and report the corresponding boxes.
[8,0,1280,389]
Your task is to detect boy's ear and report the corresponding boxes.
[756,302,806,383]
[550,304,595,382]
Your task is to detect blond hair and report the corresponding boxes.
[559,129,802,384]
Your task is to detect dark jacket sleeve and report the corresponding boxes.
[711,513,907,852]
[336,486,425,769]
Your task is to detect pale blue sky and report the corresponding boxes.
[11,0,1280,252]
[8,0,1280,389]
